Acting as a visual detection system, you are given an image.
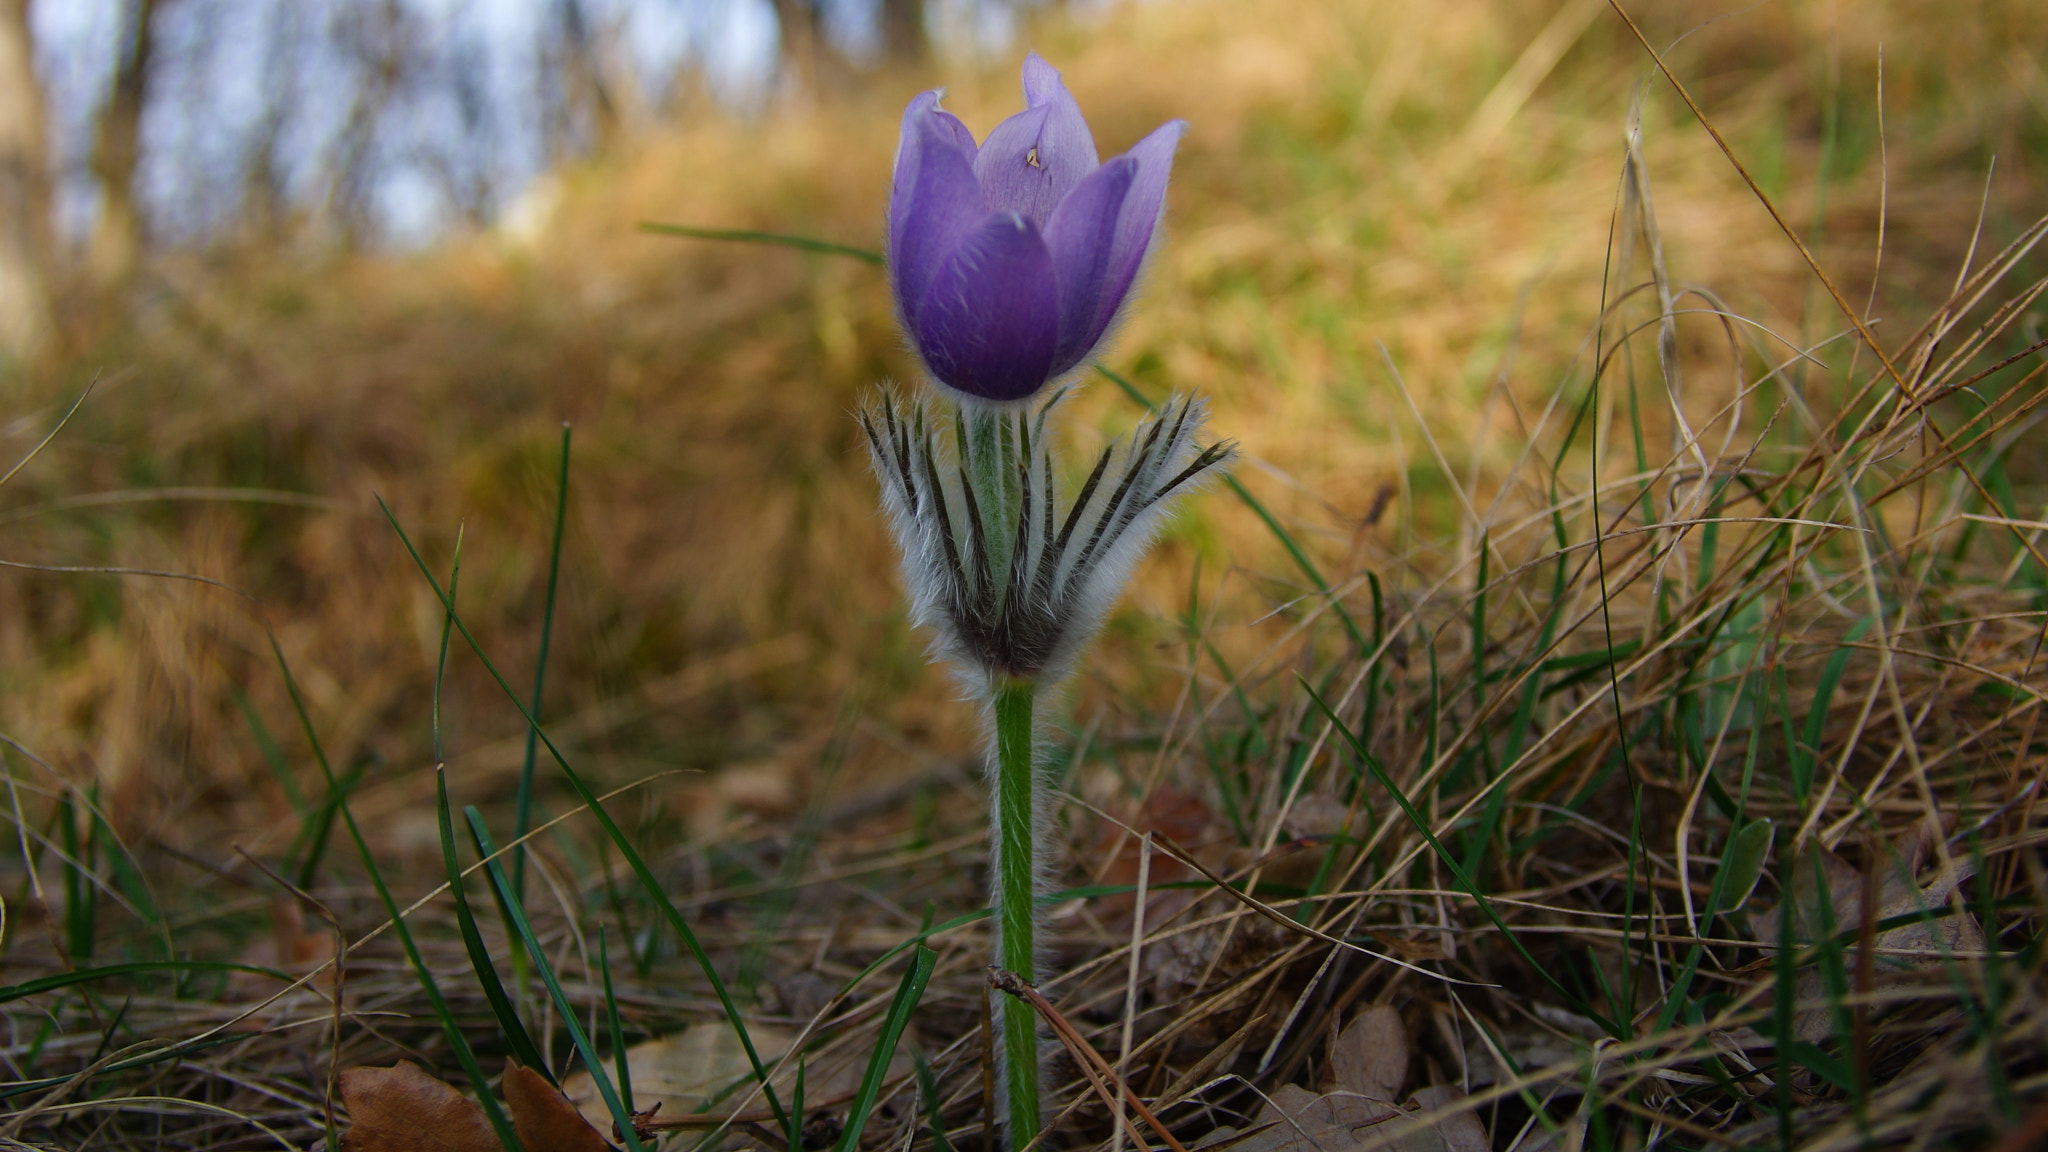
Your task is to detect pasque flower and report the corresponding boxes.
[865,53,1224,1152]
[890,53,1186,403]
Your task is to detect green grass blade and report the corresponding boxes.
[602,926,634,1114]
[637,221,884,264]
[834,945,938,1152]
[1301,677,1623,1038]
[1794,618,1873,800]
[432,525,464,763]
[230,684,303,812]
[0,960,290,1004]
[515,424,572,904]
[1721,817,1775,913]
[291,759,366,893]
[437,767,551,1081]
[378,495,792,1138]
[913,1049,954,1152]
[268,636,524,1152]
[465,807,645,1151]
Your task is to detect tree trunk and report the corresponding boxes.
[89,0,160,289]
[0,0,53,362]
[552,0,619,155]
[881,0,926,66]
[769,0,848,96]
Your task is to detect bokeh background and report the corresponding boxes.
[0,0,2041,865]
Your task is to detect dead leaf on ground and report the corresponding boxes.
[228,895,341,1005]
[1210,1005,1482,1152]
[1092,787,1222,928]
[1402,1087,1490,1152]
[562,1023,795,1131]
[1327,1004,1408,1100]
[339,1062,498,1152]
[1212,1081,1487,1152]
[505,1063,611,1152]
[1787,818,1989,1042]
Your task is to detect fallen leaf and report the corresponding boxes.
[1404,1086,1489,1152]
[1281,792,1364,842]
[1328,1004,1407,1100]
[1093,787,1220,927]
[339,1062,499,1152]
[505,1064,611,1152]
[228,896,341,1004]
[1247,1082,1400,1151]
[1787,819,1988,1042]
[563,1024,797,1131]
[1209,1081,1488,1152]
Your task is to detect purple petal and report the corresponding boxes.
[914,212,1060,403]
[1043,156,1135,374]
[1091,119,1186,336]
[972,54,1099,226]
[889,92,985,329]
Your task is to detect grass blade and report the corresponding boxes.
[268,636,525,1152]
[515,424,572,904]
[1301,676,1623,1038]
[638,221,884,264]
[437,767,550,1081]
[378,494,793,1139]
[602,926,634,1115]
[833,945,938,1152]
[465,807,645,1151]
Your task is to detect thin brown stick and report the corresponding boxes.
[987,967,1192,1152]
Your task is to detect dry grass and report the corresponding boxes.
[3,0,2047,1148]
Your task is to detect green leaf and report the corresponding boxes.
[1721,818,1775,913]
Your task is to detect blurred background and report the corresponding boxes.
[0,0,2040,865]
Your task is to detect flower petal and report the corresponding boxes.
[972,54,1099,226]
[890,91,984,328]
[914,212,1060,403]
[1094,118,1187,331]
[1043,156,1135,374]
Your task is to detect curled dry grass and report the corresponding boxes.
[2,0,2048,1148]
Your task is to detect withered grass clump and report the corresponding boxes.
[2,1,2046,1150]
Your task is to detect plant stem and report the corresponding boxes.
[966,407,1017,594]
[992,675,1040,1150]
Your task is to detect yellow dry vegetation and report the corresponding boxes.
[0,0,2040,853]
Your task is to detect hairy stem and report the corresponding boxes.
[967,407,1016,598]
[992,675,1041,1149]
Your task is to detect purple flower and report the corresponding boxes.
[889,54,1186,404]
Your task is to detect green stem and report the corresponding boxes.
[992,676,1041,1150]
[966,407,1017,592]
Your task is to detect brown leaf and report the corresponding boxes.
[505,1064,611,1152]
[1787,820,1989,1042]
[561,1024,796,1131]
[1328,1004,1408,1101]
[1210,1081,1487,1152]
[1093,787,1220,927]
[1404,1086,1489,1152]
[1246,1083,1400,1152]
[339,1062,500,1152]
